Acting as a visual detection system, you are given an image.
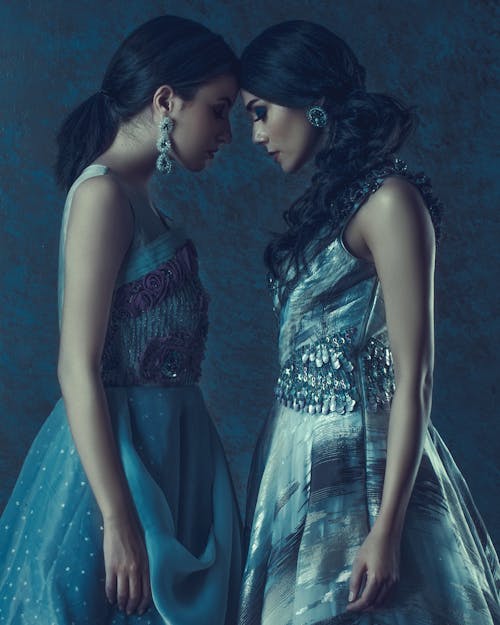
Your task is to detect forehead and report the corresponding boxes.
[197,74,239,102]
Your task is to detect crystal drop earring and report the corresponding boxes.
[156,116,174,174]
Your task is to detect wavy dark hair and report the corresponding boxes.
[240,20,416,289]
[55,15,238,191]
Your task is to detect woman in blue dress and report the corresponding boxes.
[238,20,499,625]
[0,15,241,625]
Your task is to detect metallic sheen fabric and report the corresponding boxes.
[238,161,500,624]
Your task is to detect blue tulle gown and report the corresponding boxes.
[238,159,500,625]
[0,164,242,624]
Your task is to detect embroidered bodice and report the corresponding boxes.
[100,237,208,386]
[58,165,209,387]
[271,158,442,416]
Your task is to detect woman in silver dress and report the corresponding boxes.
[238,20,499,625]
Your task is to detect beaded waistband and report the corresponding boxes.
[275,328,395,415]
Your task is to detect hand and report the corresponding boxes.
[346,526,400,612]
[103,515,152,616]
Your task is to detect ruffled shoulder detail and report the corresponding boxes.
[334,157,443,243]
[267,158,444,310]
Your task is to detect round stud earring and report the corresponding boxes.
[306,105,328,128]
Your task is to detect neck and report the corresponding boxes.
[95,120,157,190]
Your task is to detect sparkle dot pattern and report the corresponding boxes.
[0,165,242,624]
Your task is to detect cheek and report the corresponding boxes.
[283,118,318,173]
[192,111,213,140]
[272,111,307,152]
[272,115,292,144]
[288,116,315,154]
[304,128,318,156]
[177,110,211,152]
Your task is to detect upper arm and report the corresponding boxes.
[355,178,436,383]
[58,175,133,372]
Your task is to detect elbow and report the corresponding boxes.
[394,363,434,423]
[57,348,74,389]
[57,350,101,396]
[57,355,74,395]
[421,369,433,423]
[422,368,433,401]
[57,357,72,392]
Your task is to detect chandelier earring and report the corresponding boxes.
[306,105,328,128]
[156,116,174,174]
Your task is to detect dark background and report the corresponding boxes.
[0,0,498,549]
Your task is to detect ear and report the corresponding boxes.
[152,84,182,119]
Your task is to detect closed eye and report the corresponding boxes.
[213,105,228,120]
[252,106,267,122]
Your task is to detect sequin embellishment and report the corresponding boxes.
[275,330,395,415]
[275,328,359,415]
[362,336,395,410]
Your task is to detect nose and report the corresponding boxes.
[252,124,267,145]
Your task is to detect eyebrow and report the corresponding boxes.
[217,96,234,106]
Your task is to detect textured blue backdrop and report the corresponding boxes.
[0,0,498,551]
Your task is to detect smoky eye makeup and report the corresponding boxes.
[252,105,267,122]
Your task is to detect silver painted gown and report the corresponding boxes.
[238,159,500,625]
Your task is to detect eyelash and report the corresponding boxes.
[213,106,227,120]
[253,106,267,122]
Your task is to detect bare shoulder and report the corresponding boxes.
[355,175,435,246]
[68,173,133,242]
[360,176,432,229]
[71,174,130,217]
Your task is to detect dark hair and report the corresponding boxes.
[55,15,238,191]
[240,20,416,288]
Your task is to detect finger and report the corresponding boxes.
[138,569,152,615]
[126,566,141,615]
[347,574,380,612]
[348,560,366,603]
[372,578,396,608]
[105,569,117,605]
[116,571,129,612]
[359,575,381,610]
[361,579,388,611]
[370,582,389,609]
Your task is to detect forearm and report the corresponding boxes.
[374,376,432,537]
[59,365,134,522]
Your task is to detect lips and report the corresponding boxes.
[206,149,218,159]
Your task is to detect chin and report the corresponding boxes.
[182,159,206,173]
[172,152,206,173]
[189,162,206,172]
[284,152,313,174]
[282,159,301,174]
